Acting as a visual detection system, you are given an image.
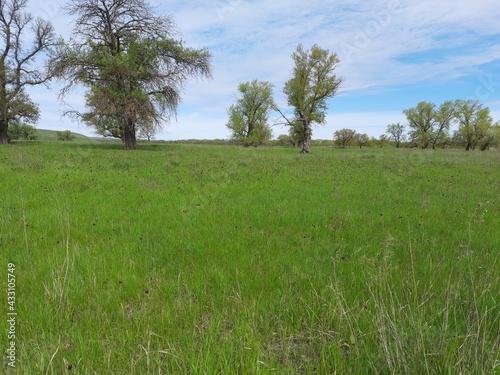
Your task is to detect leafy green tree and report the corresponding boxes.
[7,121,38,140]
[52,0,212,150]
[432,100,455,149]
[403,101,436,149]
[334,128,356,148]
[57,130,75,141]
[0,0,55,143]
[386,123,405,148]
[476,122,499,150]
[378,134,390,148]
[403,100,457,149]
[226,80,275,147]
[275,134,292,147]
[279,44,342,154]
[354,132,370,148]
[487,123,500,149]
[453,100,493,151]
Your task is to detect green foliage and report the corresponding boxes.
[432,100,455,149]
[334,128,357,148]
[377,134,390,148]
[286,120,306,147]
[403,99,497,151]
[5,89,41,125]
[1,143,498,374]
[0,0,55,143]
[332,129,369,149]
[481,123,500,150]
[51,0,212,149]
[56,130,76,141]
[282,44,342,153]
[354,132,370,148]
[453,99,494,151]
[284,44,341,125]
[276,134,293,147]
[386,123,406,148]
[226,80,275,146]
[403,101,436,149]
[7,121,39,140]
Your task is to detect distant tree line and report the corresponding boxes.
[225,70,499,152]
[393,100,498,150]
[2,0,498,152]
[326,99,499,151]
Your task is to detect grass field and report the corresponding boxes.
[1,141,499,374]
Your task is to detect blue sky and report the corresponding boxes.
[26,0,500,140]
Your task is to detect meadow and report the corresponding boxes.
[1,141,499,374]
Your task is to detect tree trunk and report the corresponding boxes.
[300,117,311,154]
[0,118,10,144]
[247,122,254,147]
[123,121,137,150]
[0,77,9,144]
[432,129,442,150]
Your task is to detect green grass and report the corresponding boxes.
[1,142,499,374]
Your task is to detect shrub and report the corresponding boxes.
[7,122,39,140]
[57,130,75,141]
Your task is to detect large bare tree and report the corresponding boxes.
[0,0,56,144]
[52,0,212,150]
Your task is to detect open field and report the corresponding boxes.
[1,142,499,374]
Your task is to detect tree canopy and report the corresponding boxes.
[280,44,342,154]
[226,80,275,147]
[0,0,56,143]
[334,128,357,148]
[51,0,212,150]
[402,99,496,151]
[403,101,436,149]
[386,123,406,148]
[453,99,494,151]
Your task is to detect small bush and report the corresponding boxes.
[57,130,75,141]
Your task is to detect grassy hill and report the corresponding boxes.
[1,143,498,374]
[36,128,98,142]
